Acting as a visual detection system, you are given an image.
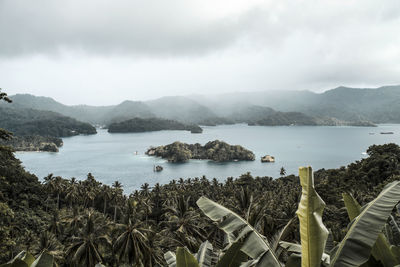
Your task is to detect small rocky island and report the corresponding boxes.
[261,155,275,162]
[146,140,255,162]
[0,135,63,152]
[108,117,202,134]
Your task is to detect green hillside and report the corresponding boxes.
[0,107,96,137]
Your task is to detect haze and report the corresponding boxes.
[1,0,400,105]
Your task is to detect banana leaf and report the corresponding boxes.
[21,253,35,267]
[296,167,329,267]
[324,231,335,255]
[195,241,216,267]
[176,247,199,267]
[197,197,281,266]
[342,192,400,267]
[165,251,177,267]
[215,241,248,267]
[30,252,53,267]
[331,181,400,267]
[0,260,28,267]
[0,251,30,267]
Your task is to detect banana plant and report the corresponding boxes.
[291,167,400,267]
[296,167,329,267]
[196,196,282,266]
[0,251,54,267]
[342,192,400,267]
[166,167,400,267]
[330,180,400,266]
[164,240,246,267]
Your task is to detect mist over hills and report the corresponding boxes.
[197,85,400,123]
[3,85,400,126]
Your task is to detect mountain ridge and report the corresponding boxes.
[4,85,400,125]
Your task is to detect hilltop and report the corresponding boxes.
[5,85,400,126]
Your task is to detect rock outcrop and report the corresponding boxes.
[146,140,255,162]
[261,155,275,162]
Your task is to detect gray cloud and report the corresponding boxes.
[1,0,400,105]
[0,0,264,57]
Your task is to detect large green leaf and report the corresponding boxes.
[342,192,400,267]
[0,251,29,267]
[215,241,248,267]
[197,197,281,266]
[0,259,28,267]
[195,241,216,267]
[331,181,400,267]
[30,252,53,267]
[21,252,35,266]
[165,251,177,267]
[296,167,329,267]
[176,247,199,267]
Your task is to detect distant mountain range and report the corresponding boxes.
[2,85,400,127]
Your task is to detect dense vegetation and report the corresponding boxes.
[146,140,255,162]
[108,117,202,134]
[0,106,96,137]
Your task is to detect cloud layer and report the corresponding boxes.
[1,0,400,105]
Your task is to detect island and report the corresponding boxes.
[107,117,203,133]
[261,155,275,162]
[146,140,255,162]
[0,135,63,152]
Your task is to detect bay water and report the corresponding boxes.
[15,124,400,193]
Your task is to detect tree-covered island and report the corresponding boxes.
[146,140,255,162]
[107,117,203,134]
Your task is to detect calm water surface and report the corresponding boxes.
[16,124,400,193]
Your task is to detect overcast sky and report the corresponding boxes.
[1,0,400,105]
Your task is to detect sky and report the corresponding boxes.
[1,0,400,105]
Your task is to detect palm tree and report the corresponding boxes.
[82,173,101,208]
[140,182,150,197]
[100,185,112,215]
[48,211,63,238]
[44,175,66,210]
[33,231,64,264]
[113,218,151,266]
[61,206,82,236]
[66,210,111,267]
[162,196,206,251]
[280,167,286,176]
[65,178,80,208]
[112,181,123,222]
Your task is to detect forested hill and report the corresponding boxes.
[0,106,96,137]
